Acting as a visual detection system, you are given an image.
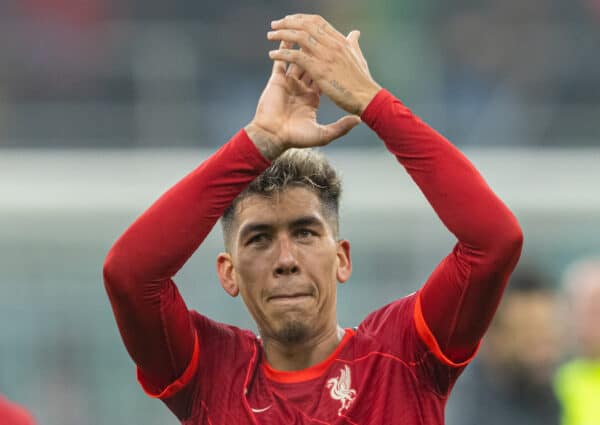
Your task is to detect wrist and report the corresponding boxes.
[244,122,287,161]
[356,82,382,116]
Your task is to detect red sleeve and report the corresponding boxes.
[0,396,36,425]
[103,130,271,391]
[361,89,523,363]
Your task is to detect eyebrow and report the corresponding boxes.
[238,215,325,241]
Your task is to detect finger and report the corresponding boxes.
[271,40,288,75]
[287,48,305,80]
[287,63,304,80]
[318,115,361,145]
[269,48,313,74]
[300,71,312,87]
[271,14,344,47]
[346,30,360,48]
[268,29,320,53]
[346,30,368,67]
[310,80,321,95]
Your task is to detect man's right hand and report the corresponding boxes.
[246,40,361,160]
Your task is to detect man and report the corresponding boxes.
[446,269,562,425]
[104,14,523,424]
[554,257,600,425]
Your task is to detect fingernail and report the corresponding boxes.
[271,20,280,27]
[267,31,275,38]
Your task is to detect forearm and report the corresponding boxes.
[104,130,271,283]
[361,89,522,253]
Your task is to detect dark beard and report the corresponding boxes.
[277,318,309,344]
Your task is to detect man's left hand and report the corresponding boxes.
[268,14,382,116]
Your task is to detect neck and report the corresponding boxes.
[262,324,346,371]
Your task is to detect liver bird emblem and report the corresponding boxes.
[326,365,357,416]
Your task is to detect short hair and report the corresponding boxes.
[221,148,342,249]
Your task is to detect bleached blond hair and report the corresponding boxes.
[221,148,342,249]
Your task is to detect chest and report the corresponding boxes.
[240,354,439,425]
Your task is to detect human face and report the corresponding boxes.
[572,277,600,357]
[217,187,351,344]
[483,291,562,385]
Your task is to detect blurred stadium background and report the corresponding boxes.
[0,0,599,423]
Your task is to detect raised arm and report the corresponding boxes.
[102,39,360,392]
[268,14,523,362]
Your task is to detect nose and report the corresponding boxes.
[274,235,299,276]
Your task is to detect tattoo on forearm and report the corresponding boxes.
[255,134,286,161]
[330,80,361,114]
[330,80,349,95]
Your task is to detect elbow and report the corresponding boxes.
[496,218,524,263]
[102,246,134,300]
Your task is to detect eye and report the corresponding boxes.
[247,233,270,246]
[295,228,316,239]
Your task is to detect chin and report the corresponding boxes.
[275,317,311,344]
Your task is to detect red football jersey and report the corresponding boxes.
[138,293,474,424]
[105,88,522,425]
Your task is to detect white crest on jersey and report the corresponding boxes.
[326,365,357,416]
[250,405,272,413]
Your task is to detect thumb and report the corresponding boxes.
[347,30,361,46]
[319,115,362,145]
[347,30,368,68]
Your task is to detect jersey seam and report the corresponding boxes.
[159,281,183,383]
[442,245,474,355]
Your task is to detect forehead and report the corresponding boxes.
[235,186,324,225]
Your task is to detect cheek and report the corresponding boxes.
[310,249,340,290]
[237,248,273,274]
[235,252,274,295]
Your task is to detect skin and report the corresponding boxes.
[216,187,352,371]
[567,264,600,358]
[221,14,381,371]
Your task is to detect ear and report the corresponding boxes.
[217,252,239,297]
[336,240,352,284]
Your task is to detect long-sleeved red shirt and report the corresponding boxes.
[0,396,36,425]
[104,89,523,424]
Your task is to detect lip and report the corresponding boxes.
[267,294,313,303]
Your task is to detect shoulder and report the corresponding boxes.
[157,312,260,420]
[189,310,258,356]
[358,293,417,338]
[355,293,471,395]
[554,358,596,395]
[352,293,421,361]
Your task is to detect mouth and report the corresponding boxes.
[267,294,313,304]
